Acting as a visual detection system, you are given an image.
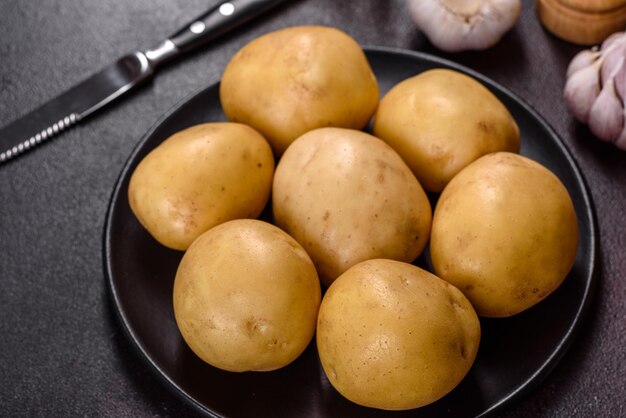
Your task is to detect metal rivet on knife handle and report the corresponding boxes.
[0,0,287,165]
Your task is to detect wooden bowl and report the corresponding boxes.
[536,0,626,45]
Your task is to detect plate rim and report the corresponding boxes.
[103,45,599,418]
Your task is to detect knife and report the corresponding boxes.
[0,0,286,165]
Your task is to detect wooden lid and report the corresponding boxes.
[559,0,626,13]
[536,0,626,45]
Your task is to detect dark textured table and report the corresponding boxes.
[0,1,624,417]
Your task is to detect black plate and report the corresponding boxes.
[104,47,597,418]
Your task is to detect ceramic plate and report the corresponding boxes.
[104,47,597,418]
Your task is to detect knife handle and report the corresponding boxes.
[168,0,285,54]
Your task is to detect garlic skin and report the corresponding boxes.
[601,39,625,85]
[602,32,625,51]
[564,30,626,150]
[615,109,626,149]
[564,63,601,124]
[407,0,521,53]
[566,49,600,79]
[614,61,626,103]
[588,77,623,143]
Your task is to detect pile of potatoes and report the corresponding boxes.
[127,26,579,411]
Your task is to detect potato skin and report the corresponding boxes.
[317,259,480,410]
[272,127,432,286]
[128,123,274,251]
[220,25,379,155]
[373,69,520,192]
[173,219,321,372]
[430,152,579,317]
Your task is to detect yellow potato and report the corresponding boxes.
[373,69,520,192]
[220,25,379,155]
[128,122,274,251]
[317,259,480,411]
[272,127,432,286]
[430,152,579,317]
[173,219,321,372]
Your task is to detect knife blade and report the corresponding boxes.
[0,0,286,165]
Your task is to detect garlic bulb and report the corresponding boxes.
[564,31,626,150]
[407,0,521,52]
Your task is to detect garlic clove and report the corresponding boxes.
[601,31,625,51]
[566,49,601,79]
[564,62,602,124]
[614,57,626,102]
[614,109,626,150]
[588,78,624,143]
[407,0,521,53]
[600,39,626,86]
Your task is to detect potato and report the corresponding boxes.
[128,123,274,250]
[272,127,432,286]
[373,68,520,192]
[430,152,579,317]
[317,259,481,411]
[173,219,321,372]
[220,25,379,155]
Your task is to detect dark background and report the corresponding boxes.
[0,0,624,417]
